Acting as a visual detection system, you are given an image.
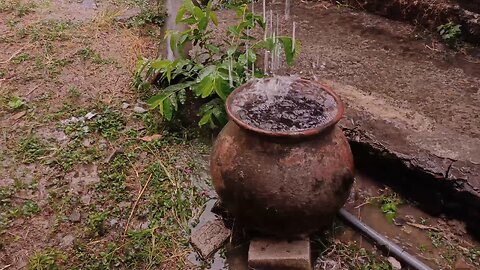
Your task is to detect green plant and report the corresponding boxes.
[22,200,40,216]
[87,211,109,236]
[437,22,461,42]
[77,47,112,64]
[12,52,30,64]
[28,249,65,270]
[134,0,299,128]
[90,107,125,140]
[8,96,25,109]
[68,86,81,98]
[17,136,48,163]
[369,190,401,223]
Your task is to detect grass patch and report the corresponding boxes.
[28,248,66,270]
[50,140,101,171]
[96,153,132,202]
[17,136,49,163]
[12,52,30,64]
[77,47,114,65]
[90,107,125,141]
[314,226,392,270]
[0,0,36,17]
[26,20,73,42]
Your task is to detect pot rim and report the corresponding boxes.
[225,77,345,138]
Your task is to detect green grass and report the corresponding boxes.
[28,249,65,270]
[90,107,125,140]
[77,47,114,65]
[96,153,132,202]
[0,0,36,17]
[50,140,101,171]
[314,227,393,270]
[12,52,30,64]
[87,210,109,236]
[68,86,81,99]
[17,136,49,163]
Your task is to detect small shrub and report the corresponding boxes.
[437,22,461,42]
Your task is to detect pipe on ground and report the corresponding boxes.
[338,208,433,270]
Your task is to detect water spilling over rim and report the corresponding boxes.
[226,76,344,137]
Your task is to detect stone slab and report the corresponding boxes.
[248,237,312,270]
[190,219,231,259]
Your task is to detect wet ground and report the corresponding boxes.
[188,171,480,270]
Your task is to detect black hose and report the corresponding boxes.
[338,208,433,270]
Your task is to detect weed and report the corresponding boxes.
[141,111,163,135]
[29,20,72,42]
[51,141,101,171]
[17,136,48,163]
[12,52,30,64]
[77,47,113,64]
[22,200,40,216]
[90,107,125,140]
[28,249,65,270]
[0,0,36,17]
[45,58,72,77]
[314,232,392,270]
[96,153,131,202]
[428,231,443,248]
[0,70,6,79]
[87,210,109,236]
[437,22,461,43]
[8,96,25,109]
[127,9,166,28]
[370,190,401,223]
[68,86,81,99]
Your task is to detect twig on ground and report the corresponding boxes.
[0,264,12,270]
[406,222,440,232]
[124,174,153,236]
[26,84,40,96]
[0,44,31,64]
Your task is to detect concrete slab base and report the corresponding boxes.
[190,219,231,259]
[248,237,312,270]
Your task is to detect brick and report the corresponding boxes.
[190,219,231,259]
[248,237,312,270]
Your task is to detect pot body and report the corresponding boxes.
[210,121,354,236]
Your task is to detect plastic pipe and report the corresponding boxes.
[338,208,433,270]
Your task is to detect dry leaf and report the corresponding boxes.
[140,134,163,142]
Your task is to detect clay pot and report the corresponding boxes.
[210,77,354,236]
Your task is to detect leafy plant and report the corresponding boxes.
[379,193,401,223]
[134,0,299,128]
[437,22,461,42]
[369,190,402,223]
[28,249,65,270]
[17,136,48,163]
[8,96,25,110]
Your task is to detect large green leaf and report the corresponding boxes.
[195,75,214,97]
[163,98,173,121]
